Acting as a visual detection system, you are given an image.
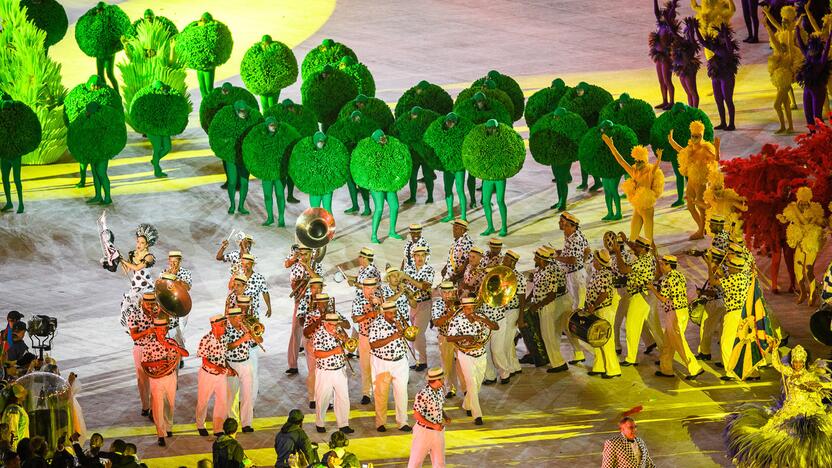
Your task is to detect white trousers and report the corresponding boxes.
[314,367,350,428]
[438,335,462,393]
[566,269,587,310]
[410,300,432,364]
[132,345,150,410]
[407,424,446,468]
[228,359,256,427]
[503,308,522,373]
[149,372,176,437]
[195,369,228,432]
[485,316,509,380]
[371,356,409,427]
[305,337,316,403]
[359,334,373,397]
[457,351,486,418]
[539,294,581,367]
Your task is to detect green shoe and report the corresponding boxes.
[85,197,102,204]
[262,217,275,226]
[480,227,495,236]
[388,232,403,240]
[344,206,359,214]
[440,214,453,222]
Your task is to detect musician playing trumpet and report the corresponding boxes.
[224,308,261,433]
[352,277,383,405]
[300,278,325,409]
[369,301,414,432]
[432,282,463,398]
[402,223,431,269]
[225,275,247,312]
[442,219,473,285]
[143,316,189,447]
[310,298,355,435]
[402,246,435,371]
[195,315,233,437]
[284,245,323,375]
[216,233,255,280]
[445,297,498,425]
[459,246,486,298]
[481,238,504,268]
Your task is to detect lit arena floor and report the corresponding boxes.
[2,0,830,466]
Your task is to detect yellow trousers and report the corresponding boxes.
[624,292,661,364]
[659,308,702,376]
[720,309,742,377]
[591,304,621,376]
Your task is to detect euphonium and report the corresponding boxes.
[403,325,419,341]
[344,337,359,352]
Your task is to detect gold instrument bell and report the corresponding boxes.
[403,325,419,341]
[344,337,359,352]
[244,315,265,337]
[478,266,518,308]
[154,273,192,318]
[295,207,336,249]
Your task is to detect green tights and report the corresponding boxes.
[262,180,285,226]
[406,160,435,204]
[481,179,508,237]
[551,164,571,211]
[309,192,333,214]
[226,162,250,215]
[579,168,603,192]
[1,157,24,213]
[370,190,402,243]
[466,173,477,207]
[148,134,172,178]
[197,69,216,100]
[345,175,371,215]
[670,160,685,207]
[76,163,89,188]
[86,160,112,205]
[601,176,622,221]
[260,94,279,112]
[96,55,119,95]
[441,170,467,222]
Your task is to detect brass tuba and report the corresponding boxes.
[295,207,336,249]
[155,273,192,318]
[478,266,518,309]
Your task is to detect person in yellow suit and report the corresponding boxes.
[1,384,28,449]
[668,121,720,240]
[700,170,747,237]
[777,186,826,305]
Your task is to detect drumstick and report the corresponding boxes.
[226,228,237,243]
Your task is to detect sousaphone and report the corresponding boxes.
[478,266,518,308]
[155,273,192,318]
[296,207,336,249]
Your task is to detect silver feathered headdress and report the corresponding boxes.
[135,223,158,246]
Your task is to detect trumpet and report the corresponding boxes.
[332,327,357,375]
[241,314,266,352]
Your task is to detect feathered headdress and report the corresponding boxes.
[135,224,158,246]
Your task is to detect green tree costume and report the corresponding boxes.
[462,119,525,236]
[472,70,525,122]
[455,80,516,124]
[394,80,453,118]
[0,96,42,213]
[74,2,131,95]
[264,99,319,203]
[176,12,233,99]
[649,102,714,207]
[529,107,588,211]
[208,101,264,214]
[524,78,570,128]
[67,102,127,205]
[337,94,394,131]
[199,83,258,190]
[300,38,357,80]
[599,93,656,146]
[337,56,375,97]
[240,35,298,111]
[129,9,178,37]
[289,131,350,214]
[423,112,474,222]
[64,75,123,188]
[393,106,441,205]
[351,130,411,243]
[242,117,301,226]
[301,65,358,130]
[559,82,613,191]
[129,81,190,177]
[578,120,637,221]
[20,0,68,51]
[327,110,378,216]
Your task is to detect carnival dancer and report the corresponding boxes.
[446,297,498,425]
[441,219,474,285]
[224,308,261,432]
[615,235,663,366]
[143,317,189,446]
[352,277,383,405]
[582,250,621,379]
[432,282,464,398]
[709,256,752,379]
[407,368,452,468]
[119,224,158,328]
[764,21,797,134]
[777,187,826,305]
[403,246,435,371]
[369,302,413,432]
[285,245,323,374]
[693,21,741,131]
[459,247,485,298]
[701,172,747,237]
[309,302,354,434]
[673,17,703,108]
[668,122,720,240]
[553,212,590,310]
[795,24,832,125]
[401,224,431,269]
[300,277,325,408]
[127,291,157,416]
[196,315,232,437]
[650,0,680,110]
[216,234,255,281]
[527,247,577,373]
[499,251,526,377]
[161,251,192,350]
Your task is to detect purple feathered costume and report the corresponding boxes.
[673,17,702,107]
[649,0,681,110]
[796,24,832,125]
[695,22,741,130]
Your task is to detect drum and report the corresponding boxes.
[568,312,611,348]
[155,276,192,318]
[810,303,832,346]
[688,296,708,327]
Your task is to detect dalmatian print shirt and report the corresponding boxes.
[461,262,485,293]
[480,252,504,269]
[403,236,431,268]
[446,312,489,357]
[127,308,155,347]
[243,271,269,317]
[611,249,635,286]
[626,253,656,295]
[302,301,326,330]
[562,229,589,273]
[368,313,408,361]
[659,269,688,313]
[403,263,435,302]
[351,293,379,337]
[413,384,446,426]
[223,323,252,362]
[198,332,228,374]
[586,268,615,310]
[354,264,381,295]
[381,284,411,319]
[444,233,474,278]
[313,325,347,370]
[141,330,176,362]
[720,271,753,312]
[223,250,256,277]
[505,269,528,310]
[530,263,566,304]
[431,297,457,336]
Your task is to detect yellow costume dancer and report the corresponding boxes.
[762,6,803,111]
[669,121,720,240]
[601,135,664,242]
[691,0,736,59]
[777,186,826,305]
[701,170,746,236]
[765,21,798,134]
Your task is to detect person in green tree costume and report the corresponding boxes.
[130,81,190,178]
[559,82,613,192]
[302,64,358,130]
[327,110,377,216]
[351,130,411,243]
[289,131,350,214]
[176,12,233,99]
[64,75,123,188]
[598,93,656,146]
[20,0,68,52]
[240,35,298,111]
[338,94,393,131]
[472,70,525,122]
[529,107,589,212]
[199,83,258,190]
[74,2,131,95]
[462,119,525,236]
[423,112,475,222]
[265,98,319,203]
[300,38,357,80]
[130,9,178,37]
[67,102,127,205]
[649,102,714,207]
[0,95,42,214]
[578,120,637,221]
[524,78,570,128]
[337,56,375,97]
[394,106,442,205]
[454,80,516,124]
[394,80,453,118]
[209,100,264,214]
[242,117,300,226]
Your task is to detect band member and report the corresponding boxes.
[196,315,232,436]
[432,282,463,397]
[352,277,383,405]
[381,267,416,363]
[224,308,261,432]
[697,247,727,361]
[119,224,158,328]
[649,255,704,379]
[240,253,271,319]
[351,247,381,288]
[311,304,354,434]
[143,317,188,446]
[285,245,323,375]
[301,278,325,408]
[614,235,662,366]
[710,256,752,380]
[442,219,474,284]
[127,291,157,416]
[162,251,192,349]
[216,234,254,280]
[708,215,730,251]
[459,246,485,298]
[402,224,431,269]
[446,297,498,425]
[407,368,451,468]
[553,212,590,310]
[226,275,247,312]
[606,232,634,355]
[583,250,621,379]
[500,250,526,377]
[481,238,504,267]
[369,302,413,432]
[403,246,435,370]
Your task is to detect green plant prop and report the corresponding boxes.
[394,106,441,204]
[20,0,67,50]
[559,82,613,191]
[472,70,525,121]
[199,82,258,133]
[578,120,637,220]
[208,100,264,215]
[67,102,127,205]
[529,107,588,211]
[453,91,512,125]
[240,35,298,110]
[455,80,515,123]
[130,9,178,37]
[338,94,393,132]
[649,102,714,207]
[0,0,68,166]
[130,81,190,178]
[242,117,301,227]
[423,112,475,221]
[75,2,131,93]
[350,130,411,243]
[394,80,453,118]
[599,93,655,146]
[264,99,319,137]
[524,78,570,128]
[336,56,375,97]
[289,131,350,214]
[0,95,41,213]
[300,38,357,80]
[176,12,233,99]
[327,110,377,216]
[301,65,358,129]
[462,119,525,236]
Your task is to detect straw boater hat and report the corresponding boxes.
[427,367,444,381]
[242,253,255,262]
[560,212,579,226]
[409,223,422,232]
[453,219,468,229]
[381,301,397,311]
[233,275,248,284]
[535,247,553,259]
[385,267,401,279]
[594,249,611,268]
[488,238,503,247]
[142,291,156,300]
[634,237,651,249]
[461,297,477,306]
[160,272,177,281]
[298,245,312,252]
[413,246,428,254]
[440,281,455,290]
[470,246,484,255]
[236,295,251,305]
[227,308,242,316]
[361,277,378,287]
[708,214,725,225]
[309,277,323,285]
[661,255,678,267]
[505,250,520,260]
[359,247,375,259]
[210,314,226,323]
[168,251,182,258]
[324,313,340,322]
[314,293,330,303]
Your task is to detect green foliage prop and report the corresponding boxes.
[129,82,189,137]
[301,66,358,128]
[240,35,298,97]
[176,13,233,71]
[20,0,67,48]
[528,108,588,167]
[0,97,42,160]
[264,99,319,137]
[67,104,126,164]
[199,83,258,132]
[472,70,525,121]
[649,102,714,163]
[289,134,350,195]
[64,76,122,124]
[394,80,453,119]
[453,92,512,125]
[578,121,637,179]
[350,132,411,192]
[337,95,393,132]
[558,82,613,128]
[208,103,263,164]
[74,1,130,58]
[422,113,474,172]
[326,111,379,151]
[242,120,300,180]
[524,78,570,128]
[599,93,655,146]
[336,56,375,97]
[461,120,525,180]
[301,38,357,80]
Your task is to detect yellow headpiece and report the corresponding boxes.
[631,145,649,163]
[796,186,813,203]
[689,120,705,135]
[791,345,807,362]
